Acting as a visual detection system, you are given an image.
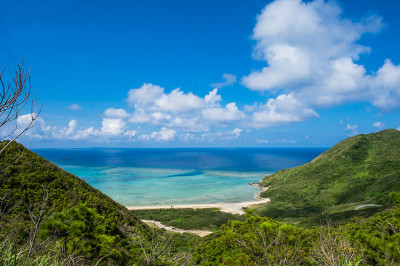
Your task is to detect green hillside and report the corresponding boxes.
[257,129,400,226]
[0,141,189,264]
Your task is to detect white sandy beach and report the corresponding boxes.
[127,185,270,215]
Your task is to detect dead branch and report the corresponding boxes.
[0,63,42,154]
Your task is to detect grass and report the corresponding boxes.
[132,208,245,231]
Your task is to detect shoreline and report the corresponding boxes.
[127,183,270,215]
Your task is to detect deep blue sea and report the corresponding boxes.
[33,148,327,206]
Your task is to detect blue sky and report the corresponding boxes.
[1,0,400,148]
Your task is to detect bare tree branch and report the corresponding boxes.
[0,63,42,154]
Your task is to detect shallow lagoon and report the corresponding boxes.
[34,148,326,206]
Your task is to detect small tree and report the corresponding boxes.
[310,225,365,265]
[0,63,41,154]
[133,226,176,265]
[40,204,110,261]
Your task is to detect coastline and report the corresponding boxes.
[127,184,270,215]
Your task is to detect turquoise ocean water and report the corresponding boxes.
[34,148,327,206]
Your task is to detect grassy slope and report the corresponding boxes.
[0,141,147,260]
[256,129,400,226]
[132,208,245,231]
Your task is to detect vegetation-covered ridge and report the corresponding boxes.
[257,129,400,226]
[0,141,197,264]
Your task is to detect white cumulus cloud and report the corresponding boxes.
[151,112,172,122]
[251,94,319,127]
[104,108,130,118]
[127,83,164,108]
[101,118,126,136]
[125,84,249,130]
[129,109,152,123]
[202,102,245,122]
[155,88,204,113]
[151,127,176,141]
[241,0,400,113]
[371,59,400,111]
[73,127,100,140]
[65,120,77,135]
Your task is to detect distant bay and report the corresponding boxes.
[34,148,327,206]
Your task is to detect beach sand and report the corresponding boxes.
[142,219,213,237]
[127,185,270,215]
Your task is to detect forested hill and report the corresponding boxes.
[257,129,400,226]
[0,141,149,263]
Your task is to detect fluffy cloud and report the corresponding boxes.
[167,117,208,132]
[101,118,126,136]
[50,119,99,140]
[243,0,378,91]
[151,127,176,141]
[242,44,311,90]
[251,94,319,127]
[204,88,222,108]
[126,85,247,129]
[202,102,245,122]
[127,83,164,108]
[129,109,152,123]
[371,60,400,110]
[128,83,204,113]
[104,108,130,118]
[300,57,368,106]
[211,73,237,88]
[155,89,204,113]
[151,112,172,122]
[65,120,77,135]
[72,127,99,140]
[242,0,400,112]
